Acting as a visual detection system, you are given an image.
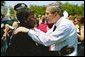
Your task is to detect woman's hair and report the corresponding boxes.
[79,16,84,24]
[16,9,36,29]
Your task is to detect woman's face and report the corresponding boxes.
[73,18,79,25]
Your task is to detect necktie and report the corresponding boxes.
[53,25,56,31]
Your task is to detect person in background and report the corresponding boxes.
[77,16,84,56]
[73,17,80,34]
[37,15,48,33]
[77,16,84,42]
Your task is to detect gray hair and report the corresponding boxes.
[47,1,63,16]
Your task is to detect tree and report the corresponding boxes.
[1,1,6,17]
[62,2,84,16]
[80,3,84,16]
[9,7,16,19]
[1,1,5,6]
[29,5,46,16]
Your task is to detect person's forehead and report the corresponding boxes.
[46,10,50,13]
[46,6,56,13]
[46,6,52,10]
[46,7,51,13]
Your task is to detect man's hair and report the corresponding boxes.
[47,1,63,16]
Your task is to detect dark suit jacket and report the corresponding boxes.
[5,32,49,56]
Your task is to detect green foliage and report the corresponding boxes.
[62,2,84,16]
[29,5,46,16]
[9,7,16,18]
[1,1,6,16]
[1,1,5,6]
[8,2,84,18]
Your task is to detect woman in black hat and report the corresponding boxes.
[5,3,38,56]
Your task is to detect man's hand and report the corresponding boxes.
[14,27,29,34]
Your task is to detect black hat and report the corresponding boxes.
[14,3,27,11]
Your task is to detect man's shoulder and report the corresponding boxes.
[60,18,71,25]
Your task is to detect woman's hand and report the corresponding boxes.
[14,27,29,34]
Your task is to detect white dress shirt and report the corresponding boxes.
[28,16,78,56]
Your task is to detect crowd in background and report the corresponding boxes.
[1,3,84,56]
